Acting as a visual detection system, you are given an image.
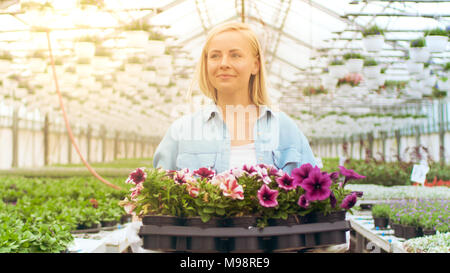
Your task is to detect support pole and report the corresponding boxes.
[87,125,91,163]
[114,130,119,161]
[438,101,445,165]
[11,107,18,168]
[43,113,49,166]
[395,130,401,162]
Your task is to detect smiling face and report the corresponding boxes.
[206,30,260,98]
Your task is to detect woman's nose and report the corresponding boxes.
[220,55,230,68]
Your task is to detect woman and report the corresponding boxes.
[153,21,316,175]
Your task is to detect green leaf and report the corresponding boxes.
[203,207,215,214]
[200,214,211,223]
[215,208,225,216]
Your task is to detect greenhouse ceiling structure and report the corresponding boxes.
[0,0,449,167]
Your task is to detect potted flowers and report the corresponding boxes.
[121,163,365,252]
[0,51,13,73]
[147,30,166,56]
[122,20,151,48]
[371,204,390,229]
[409,38,430,63]
[343,52,365,73]
[328,59,347,78]
[361,25,385,52]
[424,28,448,52]
[363,58,381,79]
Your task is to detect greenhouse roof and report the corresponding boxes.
[0,0,449,138]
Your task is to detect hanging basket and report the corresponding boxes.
[74,42,96,59]
[28,58,47,73]
[409,47,430,63]
[406,61,424,75]
[362,35,384,52]
[75,64,93,77]
[153,54,172,68]
[147,40,166,56]
[328,65,347,79]
[125,63,143,74]
[425,35,448,52]
[363,65,381,79]
[345,59,364,73]
[124,31,150,48]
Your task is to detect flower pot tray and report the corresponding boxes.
[139,220,350,253]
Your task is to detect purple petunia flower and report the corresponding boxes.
[300,167,332,201]
[193,167,216,180]
[276,173,296,191]
[340,192,358,210]
[298,194,310,208]
[291,163,314,186]
[329,191,337,208]
[351,191,364,198]
[126,167,147,185]
[338,166,366,187]
[257,184,279,208]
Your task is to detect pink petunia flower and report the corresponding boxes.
[211,172,235,186]
[220,177,244,200]
[257,184,279,208]
[229,167,246,178]
[125,167,147,184]
[130,183,144,201]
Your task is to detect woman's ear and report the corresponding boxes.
[251,57,260,75]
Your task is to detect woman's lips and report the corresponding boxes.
[217,74,235,79]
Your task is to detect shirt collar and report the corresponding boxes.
[202,104,278,123]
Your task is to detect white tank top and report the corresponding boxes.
[229,142,257,169]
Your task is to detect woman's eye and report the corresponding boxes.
[209,54,220,59]
[231,53,241,58]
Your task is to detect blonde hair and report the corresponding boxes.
[190,21,271,106]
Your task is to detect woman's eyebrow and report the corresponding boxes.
[208,48,243,53]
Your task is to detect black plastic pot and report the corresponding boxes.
[307,211,346,223]
[184,217,223,253]
[142,215,184,226]
[268,215,304,226]
[184,217,222,228]
[391,223,404,238]
[224,216,257,228]
[229,236,266,253]
[142,235,178,252]
[422,228,436,236]
[402,225,420,239]
[72,223,101,234]
[100,220,117,227]
[120,214,132,224]
[373,217,389,229]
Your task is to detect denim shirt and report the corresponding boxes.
[153,105,316,175]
